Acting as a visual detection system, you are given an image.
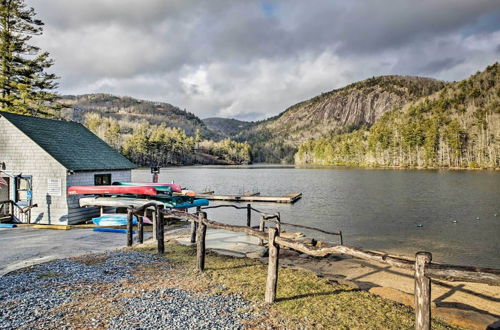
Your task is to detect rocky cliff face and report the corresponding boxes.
[238,76,447,162]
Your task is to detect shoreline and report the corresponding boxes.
[136,164,500,171]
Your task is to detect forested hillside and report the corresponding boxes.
[237,76,446,163]
[203,117,254,138]
[61,94,250,166]
[60,94,218,139]
[296,63,499,168]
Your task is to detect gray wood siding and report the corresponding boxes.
[0,117,69,224]
[67,170,131,224]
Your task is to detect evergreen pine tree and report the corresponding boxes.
[0,0,58,116]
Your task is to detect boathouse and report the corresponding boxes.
[0,111,137,224]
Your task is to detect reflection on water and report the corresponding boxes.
[133,166,500,268]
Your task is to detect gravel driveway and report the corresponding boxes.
[0,250,254,329]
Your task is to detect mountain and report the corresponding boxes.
[60,93,219,139]
[295,63,499,168]
[236,76,447,163]
[203,117,255,138]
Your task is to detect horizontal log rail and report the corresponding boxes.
[158,208,500,285]
[201,203,342,241]
[124,203,500,330]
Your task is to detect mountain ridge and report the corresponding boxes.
[60,93,220,140]
[235,75,447,162]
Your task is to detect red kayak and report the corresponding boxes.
[114,182,183,193]
[68,185,158,196]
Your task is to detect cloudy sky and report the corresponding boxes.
[27,0,500,120]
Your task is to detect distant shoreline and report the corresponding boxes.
[135,164,500,171]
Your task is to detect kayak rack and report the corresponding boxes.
[195,192,302,204]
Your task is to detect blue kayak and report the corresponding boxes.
[170,198,209,209]
[92,214,138,226]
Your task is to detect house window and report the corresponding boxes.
[94,174,111,186]
[15,176,32,204]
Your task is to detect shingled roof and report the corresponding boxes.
[0,111,137,171]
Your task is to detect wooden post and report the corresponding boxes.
[151,209,157,242]
[191,206,201,243]
[126,208,133,247]
[265,227,280,303]
[259,215,265,246]
[197,211,207,272]
[415,252,432,330]
[246,204,251,227]
[138,213,144,244]
[156,208,165,255]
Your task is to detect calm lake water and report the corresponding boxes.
[133,166,500,268]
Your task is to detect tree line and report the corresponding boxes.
[85,113,251,166]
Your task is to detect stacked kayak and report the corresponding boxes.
[68,185,157,196]
[92,214,138,226]
[111,182,208,209]
[69,182,209,210]
[113,182,182,193]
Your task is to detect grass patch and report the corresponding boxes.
[135,242,461,329]
[70,253,108,266]
[36,272,61,280]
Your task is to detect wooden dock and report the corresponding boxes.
[196,192,302,204]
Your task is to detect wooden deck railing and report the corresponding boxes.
[0,200,32,223]
[124,204,500,330]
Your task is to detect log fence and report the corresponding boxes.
[124,203,500,330]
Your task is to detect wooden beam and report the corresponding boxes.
[265,227,280,303]
[138,214,144,244]
[415,252,432,330]
[425,263,500,285]
[259,215,265,246]
[197,212,207,272]
[156,208,165,255]
[126,209,133,247]
[246,203,251,227]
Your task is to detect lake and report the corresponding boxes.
[133,166,500,268]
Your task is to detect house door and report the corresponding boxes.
[0,177,10,218]
[0,177,9,201]
[15,176,32,222]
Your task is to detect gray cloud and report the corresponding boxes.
[26,0,500,120]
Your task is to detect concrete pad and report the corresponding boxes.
[0,227,152,276]
[174,228,267,257]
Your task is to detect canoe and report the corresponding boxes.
[68,185,157,196]
[113,182,182,193]
[79,196,208,210]
[79,197,165,208]
[92,213,138,226]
